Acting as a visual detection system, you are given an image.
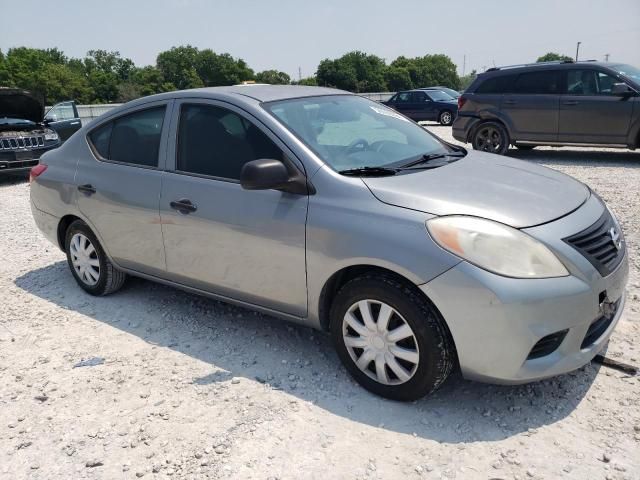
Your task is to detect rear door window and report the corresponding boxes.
[88,107,166,167]
[411,91,428,102]
[396,92,411,103]
[512,71,560,94]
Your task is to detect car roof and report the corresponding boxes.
[483,60,613,76]
[121,85,350,109]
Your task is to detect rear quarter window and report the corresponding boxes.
[475,75,514,94]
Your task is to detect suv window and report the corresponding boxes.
[45,102,76,122]
[512,71,560,94]
[566,69,621,95]
[177,104,283,180]
[396,92,411,103]
[88,107,166,167]
[411,92,427,102]
[475,75,515,94]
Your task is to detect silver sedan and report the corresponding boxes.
[30,85,628,400]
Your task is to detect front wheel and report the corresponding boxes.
[439,110,454,126]
[472,122,509,155]
[65,220,126,296]
[330,274,455,401]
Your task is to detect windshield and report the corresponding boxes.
[263,95,450,171]
[610,63,640,85]
[426,90,455,101]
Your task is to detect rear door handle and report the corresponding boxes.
[70,121,80,125]
[170,198,197,214]
[77,184,96,195]
[562,100,579,106]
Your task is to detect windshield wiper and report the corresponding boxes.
[339,166,398,177]
[400,152,466,169]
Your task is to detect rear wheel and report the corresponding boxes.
[439,110,454,126]
[472,122,509,155]
[330,274,454,401]
[64,220,126,296]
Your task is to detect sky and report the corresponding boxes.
[1,0,639,80]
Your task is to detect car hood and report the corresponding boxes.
[0,88,44,124]
[362,152,590,228]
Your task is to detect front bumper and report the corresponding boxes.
[421,194,629,384]
[0,143,59,174]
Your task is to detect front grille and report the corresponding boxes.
[0,135,45,150]
[564,210,625,276]
[580,298,620,349]
[527,329,568,360]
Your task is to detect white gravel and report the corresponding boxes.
[1,129,639,480]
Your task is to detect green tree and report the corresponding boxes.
[132,66,176,97]
[536,52,573,63]
[292,76,317,86]
[389,54,460,89]
[317,51,387,92]
[156,45,203,90]
[384,66,413,91]
[255,69,291,85]
[195,50,254,86]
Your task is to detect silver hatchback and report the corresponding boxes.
[30,86,628,400]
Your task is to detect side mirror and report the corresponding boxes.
[240,159,294,192]
[44,115,56,123]
[611,83,634,96]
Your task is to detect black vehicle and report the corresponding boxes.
[453,60,640,154]
[0,88,82,174]
[384,89,458,125]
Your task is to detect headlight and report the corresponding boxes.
[426,216,569,278]
[44,131,59,141]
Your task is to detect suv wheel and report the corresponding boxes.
[65,220,126,296]
[439,110,454,126]
[330,274,455,401]
[472,122,509,155]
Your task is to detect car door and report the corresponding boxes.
[159,99,308,317]
[558,68,635,144]
[390,92,413,117]
[44,101,82,141]
[76,101,172,277]
[410,91,434,121]
[500,70,560,143]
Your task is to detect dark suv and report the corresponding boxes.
[384,89,458,125]
[453,61,640,154]
[1,88,82,175]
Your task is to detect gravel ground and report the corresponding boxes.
[1,127,639,480]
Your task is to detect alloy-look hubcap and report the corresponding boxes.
[442,112,452,124]
[476,127,502,153]
[342,300,420,385]
[70,233,100,286]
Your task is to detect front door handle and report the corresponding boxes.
[170,198,197,214]
[77,184,96,195]
[70,121,80,125]
[562,100,579,106]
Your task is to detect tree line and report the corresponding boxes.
[0,46,572,105]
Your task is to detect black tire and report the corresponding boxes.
[329,274,455,401]
[472,121,510,155]
[515,145,536,150]
[438,110,454,126]
[64,220,126,296]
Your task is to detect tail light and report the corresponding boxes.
[457,96,467,110]
[29,164,47,184]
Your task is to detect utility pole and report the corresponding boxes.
[604,53,610,62]
[575,41,582,61]
[298,66,302,82]
[462,55,466,77]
